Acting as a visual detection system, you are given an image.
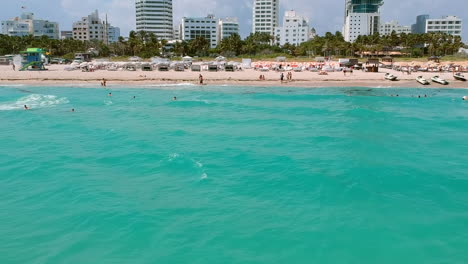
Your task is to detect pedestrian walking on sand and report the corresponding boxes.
[280,73,284,82]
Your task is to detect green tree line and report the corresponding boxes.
[0,30,465,59]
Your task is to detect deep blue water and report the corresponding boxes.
[1,84,468,264]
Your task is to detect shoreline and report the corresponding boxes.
[1,79,468,89]
[1,65,467,89]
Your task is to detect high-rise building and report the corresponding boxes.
[72,10,119,44]
[108,26,121,43]
[411,14,429,34]
[379,21,411,35]
[219,17,240,40]
[425,16,463,37]
[180,15,240,48]
[274,10,312,46]
[1,12,60,39]
[252,0,280,36]
[181,15,219,48]
[135,0,174,40]
[343,0,383,42]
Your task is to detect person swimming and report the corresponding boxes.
[108,92,112,97]
[133,96,136,99]
[463,96,467,100]
[24,105,29,110]
[71,108,75,112]
[173,96,177,101]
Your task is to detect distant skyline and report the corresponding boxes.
[2,0,467,41]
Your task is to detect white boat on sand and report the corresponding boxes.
[454,73,467,81]
[385,73,398,81]
[431,76,449,85]
[416,76,430,85]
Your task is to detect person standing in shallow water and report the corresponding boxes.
[101,78,107,87]
[199,74,204,85]
[280,73,284,82]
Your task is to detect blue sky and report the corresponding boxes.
[2,0,467,41]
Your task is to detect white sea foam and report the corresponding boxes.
[168,153,180,161]
[141,83,196,87]
[200,173,208,180]
[0,94,69,111]
[0,84,25,87]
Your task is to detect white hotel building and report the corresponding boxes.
[1,12,60,39]
[219,17,240,40]
[72,10,120,44]
[252,0,279,36]
[181,15,219,48]
[181,15,240,48]
[274,11,311,46]
[135,0,174,40]
[343,0,383,42]
[425,16,463,37]
[379,21,411,35]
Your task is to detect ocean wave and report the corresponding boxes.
[165,153,208,180]
[0,94,69,111]
[141,83,196,87]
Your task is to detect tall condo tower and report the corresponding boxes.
[252,0,280,36]
[343,0,383,42]
[135,0,174,40]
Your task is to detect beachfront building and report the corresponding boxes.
[1,12,60,39]
[411,15,463,37]
[181,15,219,48]
[72,10,119,44]
[61,31,73,39]
[108,26,121,43]
[173,26,181,40]
[252,0,280,37]
[426,16,463,37]
[274,10,311,46]
[219,17,240,40]
[379,21,411,35]
[135,0,174,40]
[411,14,430,34]
[343,0,384,42]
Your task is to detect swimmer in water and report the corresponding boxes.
[463,96,467,100]
[24,105,29,110]
[71,108,75,112]
[108,92,112,97]
[173,96,177,101]
[133,96,136,99]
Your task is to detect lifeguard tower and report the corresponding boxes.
[19,48,49,71]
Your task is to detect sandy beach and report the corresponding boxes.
[1,64,467,88]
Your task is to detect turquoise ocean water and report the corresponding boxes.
[1,84,468,264]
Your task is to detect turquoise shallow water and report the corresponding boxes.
[1,84,468,264]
